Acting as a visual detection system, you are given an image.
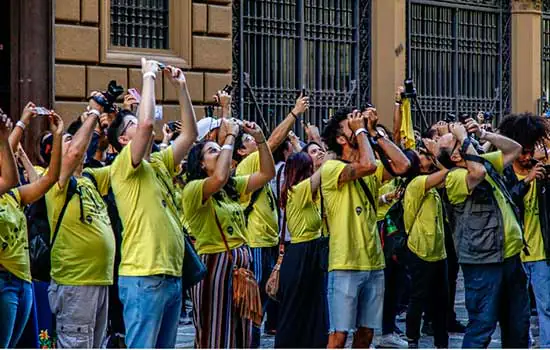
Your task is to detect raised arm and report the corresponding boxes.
[18,114,64,205]
[367,108,410,181]
[59,111,99,188]
[0,113,18,195]
[338,111,378,186]
[450,123,487,191]
[466,118,521,168]
[304,122,323,145]
[245,121,276,194]
[267,95,309,152]
[17,145,39,184]
[130,58,160,167]
[164,66,198,164]
[9,102,37,151]
[201,119,240,202]
[393,86,405,144]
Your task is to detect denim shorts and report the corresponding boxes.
[327,269,384,333]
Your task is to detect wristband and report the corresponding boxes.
[290,111,299,120]
[222,145,234,151]
[159,143,169,149]
[16,121,26,130]
[256,138,267,145]
[381,194,388,205]
[143,72,156,80]
[354,128,367,136]
[395,102,402,107]
[226,133,237,139]
[87,108,101,118]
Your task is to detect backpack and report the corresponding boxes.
[24,177,79,282]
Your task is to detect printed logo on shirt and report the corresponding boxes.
[355,206,363,216]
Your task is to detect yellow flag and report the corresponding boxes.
[400,98,416,149]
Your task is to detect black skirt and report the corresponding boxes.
[275,237,329,348]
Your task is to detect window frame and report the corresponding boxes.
[100,0,191,68]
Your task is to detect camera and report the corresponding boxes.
[91,80,124,113]
[167,121,179,133]
[445,113,456,123]
[222,84,233,94]
[401,79,417,99]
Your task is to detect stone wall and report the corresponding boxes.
[54,0,232,134]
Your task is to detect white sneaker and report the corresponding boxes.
[376,333,408,348]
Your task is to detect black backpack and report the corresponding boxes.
[24,177,79,282]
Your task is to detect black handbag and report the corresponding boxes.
[181,231,207,291]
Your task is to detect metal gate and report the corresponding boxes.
[542,1,550,106]
[232,0,371,134]
[407,0,511,127]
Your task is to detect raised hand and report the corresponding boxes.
[164,65,186,88]
[292,94,310,116]
[0,111,13,141]
[49,112,64,137]
[242,121,264,142]
[347,110,365,133]
[21,102,37,124]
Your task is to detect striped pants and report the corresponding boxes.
[191,245,254,348]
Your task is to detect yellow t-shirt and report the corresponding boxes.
[321,159,386,271]
[516,174,545,262]
[183,176,250,255]
[0,189,31,282]
[446,151,524,259]
[174,183,192,235]
[236,151,279,248]
[110,143,184,277]
[377,180,398,222]
[47,174,116,285]
[286,179,322,244]
[404,175,447,262]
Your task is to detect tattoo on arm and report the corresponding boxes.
[338,164,357,185]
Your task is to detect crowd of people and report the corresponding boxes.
[0,57,549,350]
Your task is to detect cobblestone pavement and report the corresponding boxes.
[176,273,540,348]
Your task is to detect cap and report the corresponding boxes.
[197,117,222,141]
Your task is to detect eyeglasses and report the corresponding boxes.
[119,119,136,137]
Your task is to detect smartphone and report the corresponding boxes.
[458,114,469,124]
[128,88,141,103]
[222,84,233,94]
[33,107,51,116]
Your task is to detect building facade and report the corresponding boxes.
[0,0,546,161]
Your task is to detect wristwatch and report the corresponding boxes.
[372,129,385,141]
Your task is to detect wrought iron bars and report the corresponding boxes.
[233,0,366,135]
[406,0,511,127]
[110,0,169,49]
[542,4,550,103]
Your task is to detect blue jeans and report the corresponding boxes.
[461,255,530,348]
[524,260,550,348]
[118,275,182,348]
[0,271,33,348]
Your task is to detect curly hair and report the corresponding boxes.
[186,141,240,202]
[498,113,550,149]
[321,107,352,156]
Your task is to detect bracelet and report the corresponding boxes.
[290,111,299,120]
[159,143,169,149]
[221,145,234,151]
[256,138,267,145]
[226,133,237,139]
[395,100,402,105]
[354,128,367,136]
[143,72,156,80]
[87,108,101,118]
[16,121,26,130]
[395,102,402,107]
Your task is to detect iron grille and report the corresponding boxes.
[233,0,368,135]
[542,2,550,104]
[110,0,169,49]
[407,0,511,128]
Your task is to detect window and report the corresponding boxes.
[101,0,191,67]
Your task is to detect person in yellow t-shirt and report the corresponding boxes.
[234,94,309,339]
[498,113,550,348]
[275,151,328,348]
[101,62,198,349]
[183,119,274,348]
[320,108,410,348]
[437,119,529,348]
[402,147,450,349]
[0,111,63,348]
[44,106,116,349]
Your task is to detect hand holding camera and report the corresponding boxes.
[164,66,186,88]
[526,161,546,183]
[141,58,161,77]
[365,108,379,137]
[242,121,264,143]
[464,118,483,138]
[214,90,232,109]
[0,110,13,141]
[449,122,468,142]
[48,112,64,137]
[292,94,310,116]
[21,102,38,124]
[347,110,365,134]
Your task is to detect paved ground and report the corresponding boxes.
[176,272,540,348]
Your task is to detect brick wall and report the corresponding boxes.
[54,0,232,135]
